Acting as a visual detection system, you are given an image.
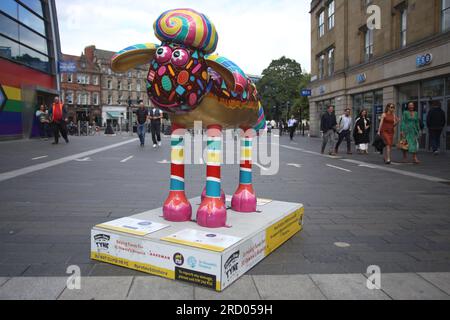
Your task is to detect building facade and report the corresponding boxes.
[60,46,151,127]
[0,0,61,140]
[309,0,450,152]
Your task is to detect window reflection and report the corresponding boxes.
[18,4,45,36]
[19,44,49,72]
[0,12,19,40]
[18,0,43,17]
[0,0,18,19]
[0,34,20,60]
[19,25,47,54]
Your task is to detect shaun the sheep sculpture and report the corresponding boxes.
[111,8,266,228]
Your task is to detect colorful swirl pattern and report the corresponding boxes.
[206,54,248,93]
[111,43,158,64]
[154,9,218,54]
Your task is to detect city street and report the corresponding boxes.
[0,132,450,300]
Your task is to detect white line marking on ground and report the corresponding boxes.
[0,138,139,183]
[254,162,269,171]
[326,164,352,172]
[157,160,169,164]
[32,156,48,160]
[341,159,449,183]
[120,156,134,163]
[287,163,302,168]
[74,157,92,162]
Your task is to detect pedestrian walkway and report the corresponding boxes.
[283,134,450,181]
[0,273,449,300]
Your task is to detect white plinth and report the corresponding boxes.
[91,197,304,292]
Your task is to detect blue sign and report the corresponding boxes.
[59,61,77,73]
[301,89,312,97]
[416,53,432,68]
[356,73,367,84]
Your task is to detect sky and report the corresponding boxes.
[55,0,311,75]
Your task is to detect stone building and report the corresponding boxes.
[61,45,151,127]
[309,0,450,152]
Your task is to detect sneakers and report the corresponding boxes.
[433,150,440,156]
[158,142,162,147]
[153,144,157,148]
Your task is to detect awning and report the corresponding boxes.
[106,112,123,118]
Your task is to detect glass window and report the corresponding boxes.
[447,77,450,96]
[18,44,49,72]
[400,9,407,47]
[319,54,325,79]
[363,92,374,110]
[328,48,335,76]
[328,1,335,30]
[18,4,45,36]
[19,25,47,54]
[318,11,325,37]
[399,83,419,103]
[365,29,374,61]
[0,12,19,40]
[443,0,450,32]
[0,34,20,60]
[0,0,18,19]
[421,78,445,97]
[19,0,43,17]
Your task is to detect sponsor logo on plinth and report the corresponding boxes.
[175,267,217,290]
[173,252,185,266]
[94,234,111,252]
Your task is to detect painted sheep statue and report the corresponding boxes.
[111,8,266,228]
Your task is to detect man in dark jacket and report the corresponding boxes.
[426,102,446,155]
[321,105,337,155]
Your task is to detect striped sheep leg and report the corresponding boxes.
[231,129,257,213]
[162,124,192,222]
[197,125,227,228]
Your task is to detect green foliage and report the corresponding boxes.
[256,57,310,121]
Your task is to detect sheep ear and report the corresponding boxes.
[205,54,236,91]
[111,43,159,72]
[205,54,250,93]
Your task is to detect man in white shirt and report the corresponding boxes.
[287,116,298,141]
[335,108,353,154]
[149,106,163,148]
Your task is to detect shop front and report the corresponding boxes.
[352,90,383,143]
[397,76,450,152]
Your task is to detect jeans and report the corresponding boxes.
[151,122,161,145]
[335,130,351,152]
[137,124,146,145]
[429,129,442,152]
[321,130,335,153]
[53,121,68,143]
[39,122,49,138]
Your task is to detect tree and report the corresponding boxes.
[256,57,310,122]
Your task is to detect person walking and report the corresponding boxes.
[135,101,149,147]
[426,101,446,155]
[401,102,422,164]
[149,105,163,148]
[335,108,353,155]
[321,105,337,155]
[378,103,399,164]
[354,109,371,154]
[49,97,69,145]
[288,115,298,141]
[36,104,50,140]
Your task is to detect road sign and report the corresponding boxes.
[59,61,77,73]
[301,89,312,97]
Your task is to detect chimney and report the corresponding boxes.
[85,45,96,63]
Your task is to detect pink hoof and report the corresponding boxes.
[196,197,227,228]
[201,187,226,204]
[231,184,257,213]
[163,191,192,222]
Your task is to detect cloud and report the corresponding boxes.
[55,0,311,74]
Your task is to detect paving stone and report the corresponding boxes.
[379,273,450,300]
[127,276,194,300]
[0,278,9,287]
[0,264,30,277]
[58,276,133,300]
[417,273,450,295]
[252,275,326,300]
[194,276,260,300]
[88,263,145,277]
[309,274,391,300]
[22,263,95,277]
[0,277,66,300]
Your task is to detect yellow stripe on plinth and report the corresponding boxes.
[3,86,21,101]
[171,149,184,162]
[91,251,175,279]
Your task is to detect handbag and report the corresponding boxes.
[397,139,409,151]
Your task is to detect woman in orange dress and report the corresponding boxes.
[378,103,400,164]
